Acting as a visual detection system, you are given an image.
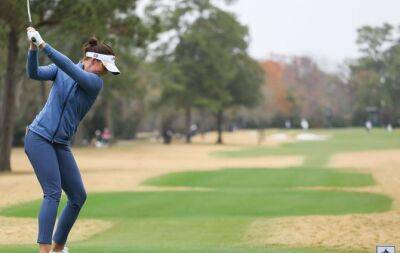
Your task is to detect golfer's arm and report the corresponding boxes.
[42,44,103,95]
[26,49,57,81]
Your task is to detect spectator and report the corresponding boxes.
[365,120,372,132]
[102,128,112,145]
[301,118,309,130]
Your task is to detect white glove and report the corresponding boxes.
[27,30,44,47]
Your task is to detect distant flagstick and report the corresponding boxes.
[26,0,36,43]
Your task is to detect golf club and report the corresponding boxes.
[26,0,36,43]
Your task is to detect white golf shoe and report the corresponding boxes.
[51,246,69,253]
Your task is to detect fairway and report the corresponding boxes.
[143,167,375,188]
[1,189,391,219]
[1,129,399,253]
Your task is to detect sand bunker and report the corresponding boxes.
[295,133,329,141]
[0,216,113,245]
[191,130,296,146]
[245,210,400,251]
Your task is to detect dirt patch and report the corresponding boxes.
[0,216,113,245]
[245,210,400,251]
[329,149,400,208]
[11,143,303,173]
[0,173,42,209]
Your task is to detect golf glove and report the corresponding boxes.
[27,30,44,47]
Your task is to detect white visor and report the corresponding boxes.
[86,52,120,75]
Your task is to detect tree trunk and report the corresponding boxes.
[0,29,19,172]
[216,109,224,144]
[104,98,113,133]
[185,105,192,143]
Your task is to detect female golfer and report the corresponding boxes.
[24,27,120,253]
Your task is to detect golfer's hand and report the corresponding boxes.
[27,27,45,49]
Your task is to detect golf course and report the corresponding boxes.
[0,128,399,253]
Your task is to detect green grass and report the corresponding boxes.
[0,170,390,253]
[1,128,396,253]
[1,189,391,219]
[215,128,400,166]
[0,245,363,253]
[4,216,357,252]
[143,168,375,189]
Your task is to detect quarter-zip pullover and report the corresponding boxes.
[26,44,103,145]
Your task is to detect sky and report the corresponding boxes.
[138,0,400,70]
[217,0,400,64]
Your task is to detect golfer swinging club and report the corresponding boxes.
[24,27,120,253]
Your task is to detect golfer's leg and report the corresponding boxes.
[24,130,62,245]
[52,144,87,245]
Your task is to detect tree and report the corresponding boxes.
[0,1,25,172]
[215,53,264,143]
[356,23,393,60]
[147,0,240,143]
[185,9,263,144]
[349,23,400,126]
[158,6,263,143]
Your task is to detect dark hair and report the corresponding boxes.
[83,36,115,56]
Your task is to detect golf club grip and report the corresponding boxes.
[28,18,36,43]
[28,23,36,43]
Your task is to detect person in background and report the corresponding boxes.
[365,120,372,132]
[285,120,292,129]
[101,128,112,145]
[301,118,309,130]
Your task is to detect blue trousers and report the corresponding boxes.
[24,128,87,244]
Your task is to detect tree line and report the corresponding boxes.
[1,1,399,172]
[237,23,400,130]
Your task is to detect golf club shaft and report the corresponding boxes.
[27,0,36,43]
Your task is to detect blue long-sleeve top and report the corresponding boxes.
[27,44,103,145]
